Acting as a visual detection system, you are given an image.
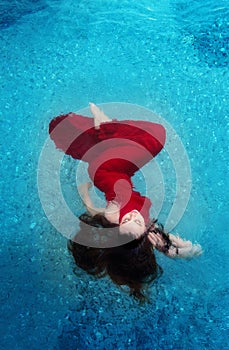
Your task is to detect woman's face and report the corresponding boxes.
[119,210,146,239]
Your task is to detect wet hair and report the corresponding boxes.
[68,213,163,302]
[146,219,173,254]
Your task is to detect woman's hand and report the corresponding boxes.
[148,231,203,259]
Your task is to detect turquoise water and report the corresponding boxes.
[1,0,228,349]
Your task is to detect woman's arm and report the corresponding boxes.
[148,230,203,259]
[78,182,105,216]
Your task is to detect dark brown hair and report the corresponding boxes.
[68,213,162,301]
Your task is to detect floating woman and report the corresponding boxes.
[49,103,202,300]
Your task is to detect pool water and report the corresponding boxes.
[0,0,228,349]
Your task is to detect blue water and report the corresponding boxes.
[0,0,228,349]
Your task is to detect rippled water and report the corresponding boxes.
[0,0,228,349]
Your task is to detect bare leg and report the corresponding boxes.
[90,102,111,129]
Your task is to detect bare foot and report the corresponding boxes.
[89,102,111,129]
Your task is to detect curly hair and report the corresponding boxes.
[68,213,163,301]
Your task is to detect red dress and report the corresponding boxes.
[49,113,166,224]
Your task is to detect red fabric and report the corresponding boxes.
[49,113,166,223]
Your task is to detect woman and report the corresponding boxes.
[49,103,166,237]
[49,103,202,300]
